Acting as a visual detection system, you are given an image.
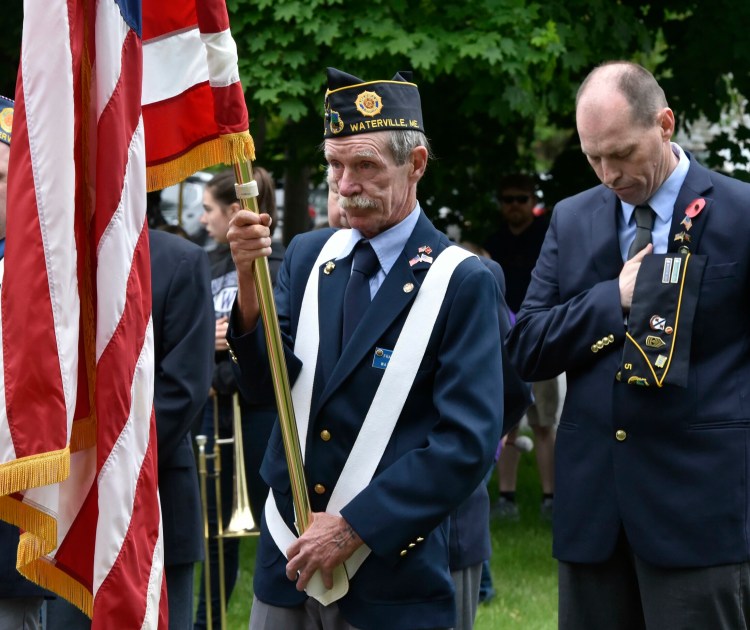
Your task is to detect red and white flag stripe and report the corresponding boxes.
[142,0,253,191]
[0,0,252,624]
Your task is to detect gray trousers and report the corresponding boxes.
[249,596,362,630]
[559,531,750,630]
[44,597,88,630]
[0,597,44,630]
[451,563,482,630]
[249,595,454,630]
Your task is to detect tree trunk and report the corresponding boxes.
[282,149,311,246]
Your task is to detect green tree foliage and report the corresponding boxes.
[645,0,750,182]
[0,2,745,240]
[229,0,658,239]
[229,0,749,240]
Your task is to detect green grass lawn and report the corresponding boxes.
[202,444,557,628]
[476,449,557,630]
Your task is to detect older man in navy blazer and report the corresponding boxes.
[227,68,503,630]
[507,61,750,629]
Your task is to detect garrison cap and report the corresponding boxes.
[0,96,13,146]
[323,67,424,139]
[620,252,706,388]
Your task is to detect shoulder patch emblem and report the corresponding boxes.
[329,110,344,134]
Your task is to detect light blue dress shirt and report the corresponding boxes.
[337,203,420,298]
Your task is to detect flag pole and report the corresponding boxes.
[231,160,312,534]
[232,160,349,605]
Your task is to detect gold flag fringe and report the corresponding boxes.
[0,494,56,545]
[0,447,69,497]
[146,131,256,193]
[19,550,93,618]
[0,470,93,618]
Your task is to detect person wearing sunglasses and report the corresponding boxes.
[483,175,559,523]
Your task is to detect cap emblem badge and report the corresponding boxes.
[355,90,383,117]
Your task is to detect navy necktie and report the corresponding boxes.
[342,240,380,346]
[628,204,655,260]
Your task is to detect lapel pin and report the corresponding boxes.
[412,245,434,265]
[403,282,415,293]
[645,335,666,349]
[685,198,706,218]
[674,198,705,252]
[409,251,434,266]
[628,376,650,386]
[323,260,336,275]
[649,315,666,331]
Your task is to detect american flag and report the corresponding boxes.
[0,0,253,625]
[0,0,167,625]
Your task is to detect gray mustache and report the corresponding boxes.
[339,195,378,210]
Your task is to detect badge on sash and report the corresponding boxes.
[620,252,706,388]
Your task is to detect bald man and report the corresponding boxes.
[507,61,750,629]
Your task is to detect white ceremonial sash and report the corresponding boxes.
[291,228,353,465]
[265,234,473,605]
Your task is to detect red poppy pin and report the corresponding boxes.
[680,198,706,232]
[685,198,705,219]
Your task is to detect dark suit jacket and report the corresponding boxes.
[506,158,750,568]
[230,211,504,630]
[0,521,50,598]
[149,229,214,566]
[449,256,532,571]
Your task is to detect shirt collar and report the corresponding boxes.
[337,203,420,274]
[621,143,690,225]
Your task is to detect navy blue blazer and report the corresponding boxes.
[230,211,504,630]
[0,522,50,598]
[507,158,750,568]
[149,229,214,566]
[449,256,532,571]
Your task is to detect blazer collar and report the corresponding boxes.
[591,188,624,281]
